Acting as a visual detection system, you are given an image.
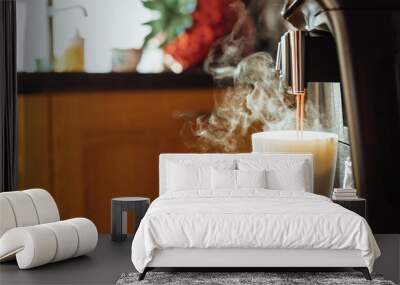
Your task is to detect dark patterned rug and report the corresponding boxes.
[116,272,396,285]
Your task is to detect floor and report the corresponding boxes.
[374,235,400,284]
[0,235,134,285]
[1,235,399,285]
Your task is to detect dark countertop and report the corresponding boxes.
[18,71,214,93]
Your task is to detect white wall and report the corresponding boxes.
[17,0,155,73]
[53,0,153,72]
[16,0,50,72]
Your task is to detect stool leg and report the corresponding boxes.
[112,202,126,242]
[121,210,127,237]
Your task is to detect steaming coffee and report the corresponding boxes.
[295,92,305,134]
[252,131,338,196]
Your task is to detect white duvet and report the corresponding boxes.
[131,190,380,273]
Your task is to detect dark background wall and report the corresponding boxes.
[0,0,17,192]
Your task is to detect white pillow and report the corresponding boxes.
[167,162,211,191]
[238,158,310,191]
[265,162,307,191]
[211,168,236,190]
[236,169,267,188]
[211,169,267,190]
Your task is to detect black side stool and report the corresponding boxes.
[332,198,366,219]
[111,197,150,242]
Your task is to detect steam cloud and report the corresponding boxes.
[185,1,327,152]
[196,52,296,152]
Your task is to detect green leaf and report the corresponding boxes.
[141,0,197,48]
[164,0,179,9]
[143,29,158,47]
[160,29,176,47]
[178,0,197,14]
[181,14,192,29]
[168,15,188,36]
[144,19,164,33]
[142,0,157,10]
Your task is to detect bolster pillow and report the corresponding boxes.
[0,218,98,269]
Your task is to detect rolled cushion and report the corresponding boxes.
[0,191,39,227]
[0,226,57,268]
[0,189,60,239]
[42,221,79,262]
[65,218,98,257]
[0,218,98,269]
[0,196,17,237]
[23,189,60,224]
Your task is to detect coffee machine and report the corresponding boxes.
[276,0,400,233]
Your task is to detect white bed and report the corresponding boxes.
[131,153,380,280]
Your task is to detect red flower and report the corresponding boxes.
[164,0,239,70]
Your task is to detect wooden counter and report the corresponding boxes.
[18,87,217,233]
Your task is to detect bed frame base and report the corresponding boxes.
[138,267,372,281]
[138,268,149,281]
[138,248,370,280]
[354,267,372,280]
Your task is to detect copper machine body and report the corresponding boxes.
[277,0,400,233]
